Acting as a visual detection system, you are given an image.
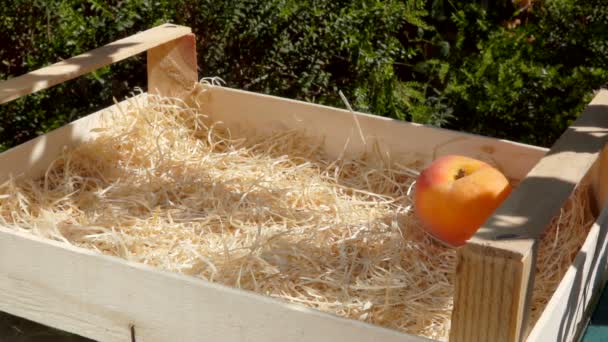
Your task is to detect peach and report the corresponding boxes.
[413,155,512,247]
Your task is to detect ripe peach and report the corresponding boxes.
[413,155,512,247]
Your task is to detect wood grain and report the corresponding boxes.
[0,23,191,104]
[450,241,535,342]
[450,89,608,342]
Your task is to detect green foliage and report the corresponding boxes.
[1,0,441,151]
[1,0,607,153]
[431,0,608,146]
[0,0,158,150]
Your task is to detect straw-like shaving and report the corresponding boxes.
[529,181,595,326]
[0,84,594,340]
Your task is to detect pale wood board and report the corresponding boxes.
[0,95,144,184]
[8,21,604,342]
[147,33,198,98]
[590,144,608,215]
[450,240,535,342]
[0,23,191,104]
[526,206,608,342]
[200,86,547,182]
[451,89,608,342]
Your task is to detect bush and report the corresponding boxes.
[1,0,440,151]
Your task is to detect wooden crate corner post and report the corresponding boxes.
[450,89,608,342]
[147,28,198,99]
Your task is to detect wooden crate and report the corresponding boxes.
[1,23,607,342]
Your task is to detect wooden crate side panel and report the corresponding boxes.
[202,86,547,182]
[0,227,433,342]
[0,96,141,184]
[147,33,198,98]
[526,207,608,342]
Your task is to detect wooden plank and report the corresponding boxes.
[0,225,433,342]
[450,89,608,342]
[590,144,608,215]
[0,84,545,342]
[0,23,191,105]
[147,33,198,98]
[201,86,547,182]
[526,207,608,342]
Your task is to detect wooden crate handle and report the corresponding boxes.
[450,89,608,342]
[0,23,198,105]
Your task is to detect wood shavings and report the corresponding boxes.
[529,182,595,326]
[0,85,594,340]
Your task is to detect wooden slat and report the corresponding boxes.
[0,83,549,342]
[147,33,198,98]
[590,144,608,215]
[200,86,547,182]
[450,89,608,342]
[526,205,608,342]
[0,23,191,104]
[0,226,432,342]
[0,95,144,183]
